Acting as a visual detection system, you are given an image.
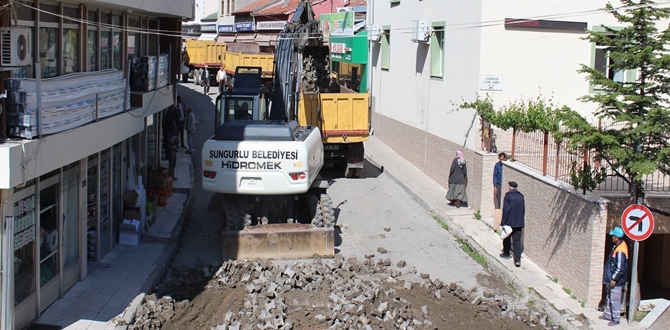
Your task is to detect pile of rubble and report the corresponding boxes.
[130,254,554,330]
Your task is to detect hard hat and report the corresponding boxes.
[609,227,625,238]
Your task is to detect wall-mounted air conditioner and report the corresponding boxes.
[368,24,382,42]
[337,7,354,13]
[1,27,32,67]
[411,20,430,43]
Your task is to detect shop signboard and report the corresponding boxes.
[200,24,217,33]
[218,25,235,33]
[182,24,201,37]
[235,22,255,32]
[257,21,287,31]
[320,12,354,37]
[331,41,352,62]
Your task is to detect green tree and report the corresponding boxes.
[562,0,670,202]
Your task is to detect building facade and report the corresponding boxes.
[0,1,192,329]
[370,0,670,307]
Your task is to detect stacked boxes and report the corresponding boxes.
[157,54,170,89]
[131,56,157,92]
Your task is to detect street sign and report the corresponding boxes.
[621,204,655,241]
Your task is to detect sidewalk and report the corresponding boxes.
[363,136,643,330]
[32,149,194,330]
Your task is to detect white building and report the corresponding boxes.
[369,0,641,197]
[0,1,192,329]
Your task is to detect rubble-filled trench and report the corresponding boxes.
[125,254,557,330]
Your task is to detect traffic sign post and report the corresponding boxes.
[621,204,655,325]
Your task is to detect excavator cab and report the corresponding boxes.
[214,66,271,130]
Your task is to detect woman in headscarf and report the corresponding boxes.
[446,150,468,208]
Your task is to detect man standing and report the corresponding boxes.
[176,96,186,148]
[201,65,211,94]
[601,227,628,326]
[165,125,179,181]
[185,107,196,154]
[217,66,227,94]
[493,152,506,209]
[500,181,525,267]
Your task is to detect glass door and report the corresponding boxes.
[112,144,123,245]
[62,163,80,291]
[38,173,60,312]
[12,182,37,327]
[99,151,111,259]
[87,155,98,263]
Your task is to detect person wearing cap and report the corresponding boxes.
[500,181,525,267]
[201,65,211,94]
[217,65,227,95]
[600,227,628,326]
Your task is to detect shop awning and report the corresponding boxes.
[235,33,256,42]
[198,33,218,41]
[217,35,236,44]
[255,34,278,46]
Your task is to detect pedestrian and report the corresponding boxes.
[176,96,187,148]
[493,152,506,209]
[162,106,179,150]
[165,125,179,181]
[600,227,628,326]
[446,150,468,208]
[185,107,196,154]
[500,181,525,267]
[217,66,227,94]
[201,65,211,94]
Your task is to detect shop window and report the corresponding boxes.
[63,29,80,74]
[101,31,111,70]
[87,155,98,261]
[430,23,445,78]
[88,29,98,71]
[39,183,59,286]
[127,33,137,59]
[381,28,390,70]
[13,193,36,304]
[39,27,59,78]
[113,31,123,69]
[63,164,79,269]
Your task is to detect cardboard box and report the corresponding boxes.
[123,189,139,207]
[119,231,140,245]
[148,174,167,189]
[120,219,141,232]
[165,177,174,198]
[123,211,142,223]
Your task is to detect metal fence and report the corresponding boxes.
[507,121,670,192]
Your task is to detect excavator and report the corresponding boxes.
[201,0,336,260]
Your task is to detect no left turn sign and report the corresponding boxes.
[621,204,655,241]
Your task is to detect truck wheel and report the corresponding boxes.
[182,73,188,83]
[320,194,336,228]
[223,198,244,231]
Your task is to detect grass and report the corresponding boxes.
[546,275,559,283]
[507,282,522,297]
[634,310,650,322]
[433,215,449,230]
[474,209,482,220]
[562,286,581,304]
[456,237,488,268]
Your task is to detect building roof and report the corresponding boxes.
[252,0,366,17]
[234,0,281,15]
[202,11,218,21]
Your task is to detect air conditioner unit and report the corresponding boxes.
[411,20,430,43]
[368,24,381,42]
[337,7,354,13]
[1,28,32,67]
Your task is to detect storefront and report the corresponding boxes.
[330,31,369,93]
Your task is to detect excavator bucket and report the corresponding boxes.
[222,223,335,260]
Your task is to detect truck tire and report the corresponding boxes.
[307,195,323,227]
[320,194,336,228]
[182,73,188,83]
[223,198,244,231]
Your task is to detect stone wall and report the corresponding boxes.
[502,162,609,307]
[371,112,498,218]
[601,193,670,235]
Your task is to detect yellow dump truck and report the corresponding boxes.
[299,91,370,178]
[183,39,275,86]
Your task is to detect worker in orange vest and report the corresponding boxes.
[600,227,628,326]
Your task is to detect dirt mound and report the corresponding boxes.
[131,255,548,329]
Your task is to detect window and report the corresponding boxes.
[430,23,445,78]
[594,43,624,83]
[62,7,80,74]
[39,181,59,286]
[39,3,59,78]
[226,98,254,120]
[87,30,98,71]
[381,27,390,70]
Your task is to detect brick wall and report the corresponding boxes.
[371,112,498,217]
[503,162,609,307]
[602,194,670,234]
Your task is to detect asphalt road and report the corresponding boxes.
[171,81,486,289]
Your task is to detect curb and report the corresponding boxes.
[364,153,581,330]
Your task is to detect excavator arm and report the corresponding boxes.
[270,0,330,121]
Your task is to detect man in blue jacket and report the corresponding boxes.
[500,181,525,267]
[601,227,628,326]
[493,152,506,209]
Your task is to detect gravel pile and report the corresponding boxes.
[128,254,554,330]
